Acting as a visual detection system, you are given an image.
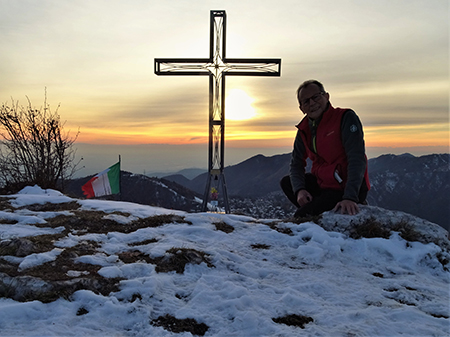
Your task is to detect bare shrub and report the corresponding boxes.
[0,93,80,193]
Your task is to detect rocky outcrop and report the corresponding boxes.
[317,206,449,250]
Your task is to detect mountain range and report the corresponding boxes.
[67,153,449,231]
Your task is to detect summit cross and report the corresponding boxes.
[154,10,281,213]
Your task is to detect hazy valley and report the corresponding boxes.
[67,153,450,231]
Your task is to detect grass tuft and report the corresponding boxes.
[214,221,234,233]
[290,214,322,225]
[251,244,270,250]
[118,247,214,274]
[20,201,80,212]
[349,217,424,243]
[130,214,191,228]
[44,212,190,234]
[77,307,89,316]
[0,219,18,225]
[128,239,158,247]
[263,221,293,236]
[151,314,209,336]
[156,248,214,274]
[272,314,314,328]
[0,197,13,211]
[349,217,391,239]
[391,220,421,242]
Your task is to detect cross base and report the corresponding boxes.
[201,170,230,213]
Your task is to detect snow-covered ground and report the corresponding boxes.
[0,186,448,336]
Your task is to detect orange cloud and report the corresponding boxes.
[365,124,449,147]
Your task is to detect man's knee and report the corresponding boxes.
[280,175,290,187]
[358,181,369,203]
[280,175,301,208]
[280,175,292,195]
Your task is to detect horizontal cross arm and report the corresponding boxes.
[155,58,211,75]
[223,58,281,76]
[225,58,281,64]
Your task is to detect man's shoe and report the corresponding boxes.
[294,208,305,218]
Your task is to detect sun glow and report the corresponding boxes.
[225,89,257,121]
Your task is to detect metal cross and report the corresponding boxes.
[154,10,281,213]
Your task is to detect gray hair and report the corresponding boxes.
[296,80,326,101]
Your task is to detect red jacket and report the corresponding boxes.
[296,105,370,197]
[297,106,348,190]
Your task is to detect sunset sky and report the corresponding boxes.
[1,0,448,175]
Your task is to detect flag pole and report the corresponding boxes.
[118,155,122,201]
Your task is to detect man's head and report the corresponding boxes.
[297,80,330,120]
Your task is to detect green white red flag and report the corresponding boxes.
[82,161,120,198]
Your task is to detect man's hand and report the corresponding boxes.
[297,189,312,207]
[333,199,359,215]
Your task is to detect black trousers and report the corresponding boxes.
[280,174,368,217]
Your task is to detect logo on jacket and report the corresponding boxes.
[350,124,358,132]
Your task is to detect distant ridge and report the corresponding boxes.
[178,154,290,198]
[163,153,450,231]
[366,153,449,230]
[67,153,449,231]
[149,168,206,180]
[66,171,202,213]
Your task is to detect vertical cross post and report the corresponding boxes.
[155,10,281,213]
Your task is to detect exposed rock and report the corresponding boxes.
[318,206,450,250]
[0,271,121,303]
[0,238,36,257]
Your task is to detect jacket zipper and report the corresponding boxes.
[311,120,317,153]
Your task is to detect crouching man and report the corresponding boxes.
[280,80,370,217]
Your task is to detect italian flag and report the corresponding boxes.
[82,161,120,198]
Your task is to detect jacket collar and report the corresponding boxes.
[296,103,332,128]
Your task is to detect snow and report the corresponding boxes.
[0,221,65,240]
[0,186,449,336]
[18,248,63,271]
[11,185,74,207]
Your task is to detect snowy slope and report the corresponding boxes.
[0,186,448,336]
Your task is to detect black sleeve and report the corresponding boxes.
[341,110,367,202]
[289,129,307,196]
